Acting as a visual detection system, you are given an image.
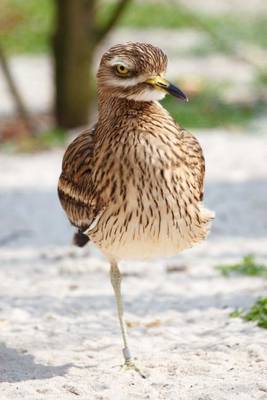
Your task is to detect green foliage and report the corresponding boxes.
[102,1,267,51]
[229,309,243,318]
[243,298,267,329]
[3,0,267,54]
[11,129,67,153]
[220,15,267,49]
[163,84,262,129]
[99,1,195,29]
[219,256,267,329]
[37,128,67,147]
[2,0,54,54]
[230,298,267,329]
[217,255,267,278]
[256,70,267,86]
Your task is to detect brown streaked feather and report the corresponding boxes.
[179,128,205,201]
[58,125,104,232]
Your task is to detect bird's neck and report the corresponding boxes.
[97,93,161,123]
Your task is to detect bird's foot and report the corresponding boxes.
[121,359,146,379]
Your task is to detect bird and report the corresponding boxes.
[58,42,214,377]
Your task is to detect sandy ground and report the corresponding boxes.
[0,130,267,399]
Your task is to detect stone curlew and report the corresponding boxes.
[58,42,214,377]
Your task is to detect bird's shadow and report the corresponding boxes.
[0,343,72,383]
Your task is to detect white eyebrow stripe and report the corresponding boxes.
[107,75,146,88]
[108,57,133,69]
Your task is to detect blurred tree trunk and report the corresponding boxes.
[53,0,131,129]
[53,0,96,128]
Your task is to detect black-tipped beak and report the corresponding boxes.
[146,76,188,101]
[166,83,188,101]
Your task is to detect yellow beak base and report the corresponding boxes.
[146,76,188,101]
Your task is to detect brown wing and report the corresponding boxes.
[58,125,104,231]
[179,127,205,201]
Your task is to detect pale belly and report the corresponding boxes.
[89,201,213,261]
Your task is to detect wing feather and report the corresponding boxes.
[58,125,104,232]
[179,127,205,201]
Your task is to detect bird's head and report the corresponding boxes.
[97,42,187,102]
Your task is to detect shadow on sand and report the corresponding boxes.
[0,343,72,383]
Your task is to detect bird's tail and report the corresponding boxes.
[73,230,89,247]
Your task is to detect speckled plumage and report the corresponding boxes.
[58,42,214,372]
[58,43,213,261]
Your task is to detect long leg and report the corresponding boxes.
[110,260,132,364]
[109,261,146,378]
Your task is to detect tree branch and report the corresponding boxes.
[0,46,37,135]
[95,0,131,44]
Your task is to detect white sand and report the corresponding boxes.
[0,131,267,399]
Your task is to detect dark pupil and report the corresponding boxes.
[119,66,125,71]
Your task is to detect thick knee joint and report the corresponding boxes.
[110,262,121,289]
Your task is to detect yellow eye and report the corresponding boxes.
[116,64,129,75]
